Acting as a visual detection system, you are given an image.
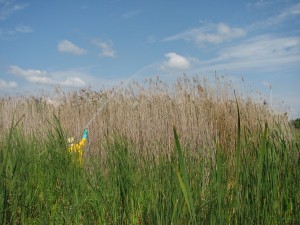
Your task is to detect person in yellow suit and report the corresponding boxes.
[67,129,88,165]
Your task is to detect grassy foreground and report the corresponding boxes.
[0,115,299,224]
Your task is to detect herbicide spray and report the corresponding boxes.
[68,63,156,161]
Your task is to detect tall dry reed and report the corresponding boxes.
[0,75,290,157]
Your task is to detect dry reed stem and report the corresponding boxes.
[0,75,290,158]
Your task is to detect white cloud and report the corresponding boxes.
[278,3,300,19]
[27,76,54,85]
[9,65,87,87]
[92,39,116,58]
[0,25,33,39]
[0,79,17,89]
[164,3,299,48]
[248,3,300,31]
[219,35,300,62]
[15,25,33,33]
[247,0,276,9]
[196,23,245,45]
[0,0,28,21]
[60,77,86,87]
[9,65,48,78]
[9,65,55,85]
[0,28,14,39]
[51,70,87,87]
[164,22,246,46]
[190,35,300,73]
[58,40,87,55]
[162,53,191,70]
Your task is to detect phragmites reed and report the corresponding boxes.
[0,75,290,157]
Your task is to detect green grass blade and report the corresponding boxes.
[173,126,196,223]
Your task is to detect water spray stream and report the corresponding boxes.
[83,63,158,129]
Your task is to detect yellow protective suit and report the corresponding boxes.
[67,129,88,165]
[68,138,86,165]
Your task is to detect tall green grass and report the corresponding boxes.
[0,115,299,224]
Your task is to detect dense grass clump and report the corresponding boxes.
[0,114,299,224]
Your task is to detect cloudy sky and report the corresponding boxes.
[0,0,299,118]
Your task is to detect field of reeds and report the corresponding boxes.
[0,75,299,224]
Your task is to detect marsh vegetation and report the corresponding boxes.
[1,75,299,224]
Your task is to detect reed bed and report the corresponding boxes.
[0,111,299,224]
[0,75,299,224]
[0,75,290,158]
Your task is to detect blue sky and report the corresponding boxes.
[0,0,299,118]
